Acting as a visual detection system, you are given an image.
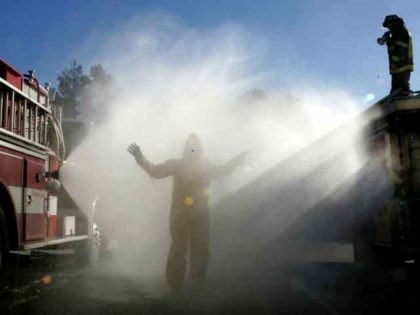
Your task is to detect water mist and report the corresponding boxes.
[58,13,380,296]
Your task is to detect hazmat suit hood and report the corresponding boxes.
[183,133,203,160]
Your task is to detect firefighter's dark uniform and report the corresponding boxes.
[382,17,414,94]
[134,134,243,291]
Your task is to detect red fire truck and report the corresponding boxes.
[0,58,98,271]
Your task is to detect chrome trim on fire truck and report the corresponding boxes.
[0,77,51,114]
[24,188,48,214]
[0,134,49,158]
[9,185,23,215]
[0,148,24,160]
[22,235,88,250]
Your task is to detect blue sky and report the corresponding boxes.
[1,0,419,105]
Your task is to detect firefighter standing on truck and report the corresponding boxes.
[127,133,248,292]
[377,15,413,95]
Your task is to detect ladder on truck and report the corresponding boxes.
[0,77,49,146]
[0,76,65,159]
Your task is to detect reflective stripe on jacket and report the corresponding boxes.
[387,29,414,74]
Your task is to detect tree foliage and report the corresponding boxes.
[237,88,266,106]
[56,60,116,125]
[56,60,90,118]
[83,64,116,125]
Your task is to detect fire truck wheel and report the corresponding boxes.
[74,223,101,268]
[0,207,9,272]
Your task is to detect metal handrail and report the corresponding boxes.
[0,77,51,113]
[0,77,64,158]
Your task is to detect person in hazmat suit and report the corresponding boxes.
[127,133,248,292]
[377,15,413,95]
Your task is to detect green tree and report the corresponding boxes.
[56,60,90,118]
[237,88,266,106]
[56,61,116,124]
[82,64,116,125]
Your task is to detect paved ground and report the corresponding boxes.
[2,243,420,314]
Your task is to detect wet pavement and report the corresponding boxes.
[2,247,420,314]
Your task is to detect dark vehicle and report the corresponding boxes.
[354,92,420,265]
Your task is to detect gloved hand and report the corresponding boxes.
[377,37,386,45]
[127,143,143,162]
[377,31,390,46]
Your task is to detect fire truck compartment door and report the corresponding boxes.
[0,149,24,240]
[24,158,47,241]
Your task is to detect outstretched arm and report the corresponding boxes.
[127,143,174,179]
[211,151,249,179]
[377,31,390,45]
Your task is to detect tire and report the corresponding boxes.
[354,236,375,265]
[354,221,401,267]
[74,195,103,268]
[74,222,101,268]
[353,219,376,265]
[0,206,9,273]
